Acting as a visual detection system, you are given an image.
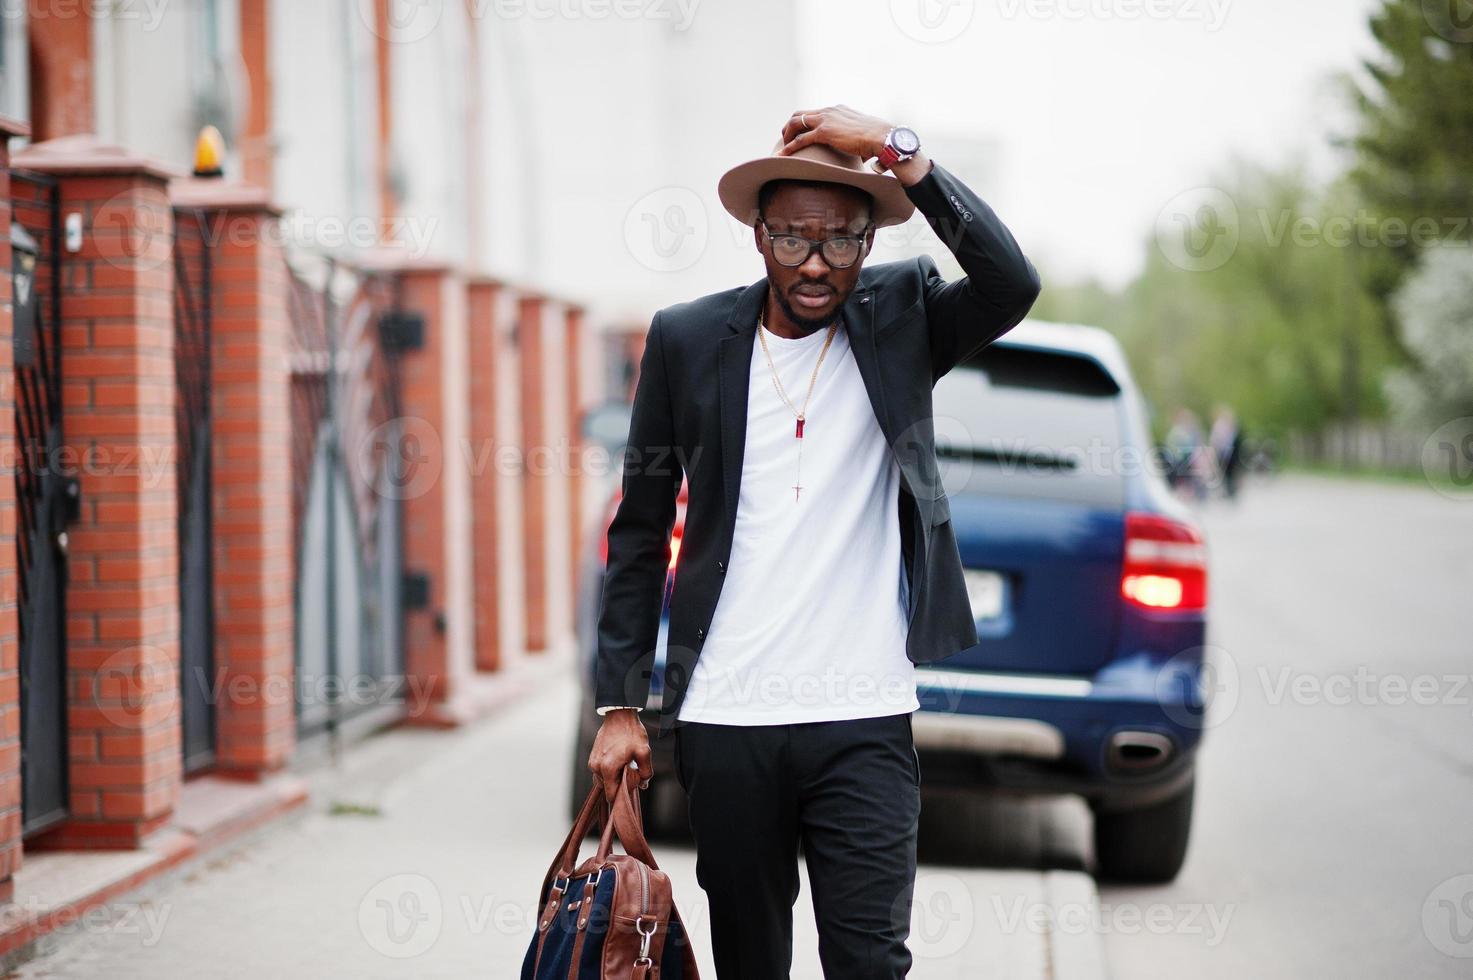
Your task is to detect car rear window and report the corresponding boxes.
[932,344,1128,508]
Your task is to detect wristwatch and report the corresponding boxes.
[877,126,921,170]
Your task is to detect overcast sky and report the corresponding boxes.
[795,0,1385,288]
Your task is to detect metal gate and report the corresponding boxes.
[174,208,215,773]
[11,170,75,836]
[287,263,407,742]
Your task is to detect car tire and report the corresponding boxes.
[1092,778,1195,884]
[569,726,596,823]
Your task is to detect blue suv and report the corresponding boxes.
[574,319,1209,883]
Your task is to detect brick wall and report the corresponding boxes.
[12,151,188,849]
[0,116,31,900]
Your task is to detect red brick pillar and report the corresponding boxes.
[564,306,587,604]
[171,182,295,776]
[468,279,503,673]
[397,266,476,724]
[15,139,184,849]
[492,286,527,666]
[0,114,33,901]
[517,295,549,653]
[26,0,93,142]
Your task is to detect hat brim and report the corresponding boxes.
[717,156,916,229]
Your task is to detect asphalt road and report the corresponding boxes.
[1093,472,1473,978]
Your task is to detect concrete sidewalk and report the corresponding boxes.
[8,664,1107,979]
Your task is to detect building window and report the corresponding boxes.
[0,2,29,124]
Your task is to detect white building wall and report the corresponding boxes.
[271,0,380,252]
[474,3,799,323]
[91,0,243,169]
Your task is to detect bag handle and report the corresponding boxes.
[538,766,702,979]
[604,768,701,978]
[541,764,650,888]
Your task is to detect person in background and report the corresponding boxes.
[1210,404,1244,499]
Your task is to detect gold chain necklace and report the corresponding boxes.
[756,309,840,501]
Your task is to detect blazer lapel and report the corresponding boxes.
[717,278,765,536]
[841,284,888,443]
[716,278,885,536]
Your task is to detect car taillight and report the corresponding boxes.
[1121,512,1207,611]
[597,504,684,574]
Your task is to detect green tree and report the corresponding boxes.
[1350,0,1473,369]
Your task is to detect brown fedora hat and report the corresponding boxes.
[717,136,916,229]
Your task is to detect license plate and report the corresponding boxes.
[963,569,1006,622]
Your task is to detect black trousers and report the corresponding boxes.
[673,710,921,979]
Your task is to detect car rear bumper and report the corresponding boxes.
[914,662,1206,810]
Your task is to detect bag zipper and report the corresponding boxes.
[638,861,649,916]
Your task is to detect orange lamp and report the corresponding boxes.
[193,125,225,178]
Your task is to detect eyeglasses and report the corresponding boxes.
[759,221,871,269]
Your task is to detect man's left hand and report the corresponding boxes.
[776,105,932,187]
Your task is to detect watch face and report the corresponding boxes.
[892,127,920,154]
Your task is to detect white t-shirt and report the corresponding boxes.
[675,317,919,725]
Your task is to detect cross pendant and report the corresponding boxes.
[792,483,802,501]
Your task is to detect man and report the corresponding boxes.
[587,105,1041,977]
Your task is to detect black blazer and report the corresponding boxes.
[595,160,1042,736]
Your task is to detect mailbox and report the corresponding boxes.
[12,221,37,367]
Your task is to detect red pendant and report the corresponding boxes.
[795,418,805,438]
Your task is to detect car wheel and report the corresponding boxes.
[640,775,689,842]
[1092,778,1195,884]
[569,726,595,823]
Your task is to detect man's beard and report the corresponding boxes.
[773,286,846,333]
